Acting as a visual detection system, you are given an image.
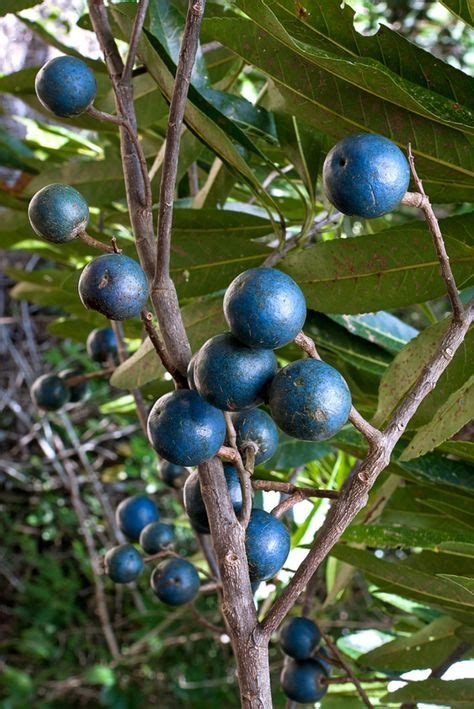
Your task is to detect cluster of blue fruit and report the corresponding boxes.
[30,327,118,411]
[105,494,202,606]
[279,617,333,703]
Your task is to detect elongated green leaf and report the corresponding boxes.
[236,0,474,133]
[280,214,473,315]
[374,315,474,428]
[341,525,471,550]
[361,616,462,672]
[275,114,324,199]
[1,1,42,15]
[207,16,474,201]
[329,312,418,353]
[384,679,474,705]
[440,575,474,595]
[438,440,474,463]
[401,376,474,460]
[441,1,474,27]
[331,545,474,614]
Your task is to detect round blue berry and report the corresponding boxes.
[159,460,188,488]
[323,133,410,218]
[86,327,118,363]
[224,267,306,349]
[150,558,200,606]
[115,495,160,542]
[31,374,70,411]
[35,56,97,118]
[78,254,149,321]
[280,617,321,660]
[245,509,290,582]
[147,389,226,466]
[28,183,89,244]
[104,544,144,584]
[139,522,175,554]
[269,359,351,441]
[58,368,89,403]
[232,408,278,465]
[280,658,328,703]
[194,333,277,411]
[183,465,243,534]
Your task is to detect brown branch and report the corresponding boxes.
[78,231,117,253]
[122,0,149,83]
[151,0,206,375]
[400,144,463,322]
[64,367,115,387]
[189,602,224,635]
[253,479,339,499]
[141,310,187,387]
[225,413,252,529]
[320,627,374,709]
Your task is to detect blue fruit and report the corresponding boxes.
[194,333,277,411]
[86,327,118,363]
[186,352,199,390]
[78,254,149,321]
[232,408,278,465]
[150,558,200,606]
[30,374,70,411]
[35,55,97,117]
[323,133,410,218]
[139,522,174,554]
[269,359,351,441]
[28,184,89,244]
[280,617,321,660]
[147,389,226,466]
[160,460,188,488]
[183,465,243,534]
[280,658,328,703]
[104,544,144,584]
[58,368,89,403]
[115,495,160,542]
[245,509,290,582]
[224,268,306,349]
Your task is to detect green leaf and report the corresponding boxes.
[441,1,474,27]
[384,679,474,705]
[280,214,473,314]
[275,114,324,199]
[361,616,462,672]
[374,315,474,428]
[341,524,471,550]
[440,575,474,595]
[328,312,418,354]
[1,1,42,15]
[331,545,474,614]
[208,13,474,201]
[401,376,474,460]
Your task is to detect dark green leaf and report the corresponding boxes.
[384,679,474,705]
[441,1,474,27]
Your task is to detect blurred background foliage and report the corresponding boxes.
[0,1,473,707]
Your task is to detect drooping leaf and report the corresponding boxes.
[441,1,474,27]
[400,376,474,460]
[329,312,418,353]
[383,679,474,705]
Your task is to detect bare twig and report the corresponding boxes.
[320,628,374,709]
[64,367,115,387]
[189,602,224,635]
[401,144,463,322]
[140,310,187,387]
[225,413,252,529]
[79,231,118,253]
[122,0,149,82]
[253,479,339,499]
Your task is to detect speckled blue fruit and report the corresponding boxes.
[280,658,328,703]
[58,368,89,403]
[35,55,97,117]
[323,133,410,218]
[245,509,290,582]
[160,460,188,488]
[232,408,278,465]
[115,495,160,542]
[104,544,144,584]
[147,389,226,466]
[269,359,351,442]
[316,646,333,676]
[183,465,243,534]
[139,522,174,554]
[186,352,199,390]
[28,183,89,244]
[194,333,277,411]
[224,268,307,349]
[150,558,200,606]
[30,374,70,411]
[78,254,149,321]
[280,617,321,660]
[86,327,118,363]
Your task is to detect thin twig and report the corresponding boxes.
[122,0,149,82]
[189,602,224,635]
[64,367,115,387]
[79,231,118,253]
[320,628,374,709]
[225,413,252,529]
[400,144,463,322]
[140,310,187,387]
[253,479,339,499]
